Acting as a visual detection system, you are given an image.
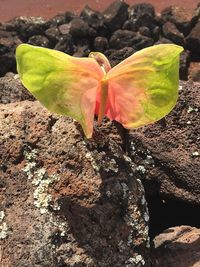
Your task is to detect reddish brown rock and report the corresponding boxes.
[0,30,21,76]
[128,81,200,205]
[103,0,129,31]
[0,72,34,103]
[161,5,199,35]
[3,16,47,40]
[0,100,150,266]
[188,62,200,81]
[162,21,184,45]
[186,20,200,54]
[152,226,200,267]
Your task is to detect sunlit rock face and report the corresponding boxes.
[0,98,150,266]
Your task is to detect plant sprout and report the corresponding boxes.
[16,44,183,138]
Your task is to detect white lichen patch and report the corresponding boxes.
[144,212,149,222]
[121,182,129,199]
[32,172,60,214]
[85,151,100,172]
[49,214,68,237]
[82,141,119,174]
[136,165,146,174]
[144,155,155,166]
[106,190,111,198]
[125,254,145,266]
[0,211,8,240]
[130,141,155,172]
[130,142,136,156]
[0,222,8,239]
[179,85,183,91]
[0,211,5,222]
[103,157,118,173]
[22,161,37,179]
[192,151,199,157]
[22,148,60,214]
[124,178,150,249]
[187,106,199,113]
[14,74,19,79]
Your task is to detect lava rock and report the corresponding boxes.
[155,37,173,45]
[129,3,155,18]
[47,11,76,27]
[109,29,154,51]
[45,26,61,46]
[0,52,16,77]
[58,23,70,35]
[73,38,91,57]
[69,18,89,38]
[128,3,157,32]
[188,62,200,81]
[110,29,154,50]
[80,5,104,30]
[103,0,129,32]
[135,13,158,31]
[0,100,151,267]
[54,34,74,55]
[186,20,200,55]
[28,35,50,47]
[109,29,137,49]
[106,47,135,67]
[132,35,154,50]
[73,43,90,57]
[139,26,151,37]
[0,73,34,103]
[152,226,200,267]
[0,30,21,55]
[162,21,184,45]
[128,80,200,205]
[3,16,47,41]
[180,50,190,80]
[161,6,199,36]
[152,26,161,41]
[94,36,108,52]
[122,19,138,31]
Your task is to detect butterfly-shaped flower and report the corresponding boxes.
[16,44,183,138]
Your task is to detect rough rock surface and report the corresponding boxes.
[161,5,199,35]
[0,72,34,103]
[188,62,200,82]
[152,226,200,267]
[128,80,200,205]
[186,20,200,54]
[103,0,129,31]
[0,101,150,266]
[162,21,184,45]
[1,2,200,79]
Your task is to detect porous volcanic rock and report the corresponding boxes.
[0,30,21,76]
[3,16,47,41]
[188,62,200,82]
[162,21,184,46]
[80,5,104,30]
[161,5,199,36]
[0,72,34,103]
[103,0,129,32]
[128,80,200,205]
[127,3,156,33]
[0,100,150,266]
[152,226,200,267]
[186,20,200,55]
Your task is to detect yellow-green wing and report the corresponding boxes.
[16,44,104,138]
[106,44,183,128]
